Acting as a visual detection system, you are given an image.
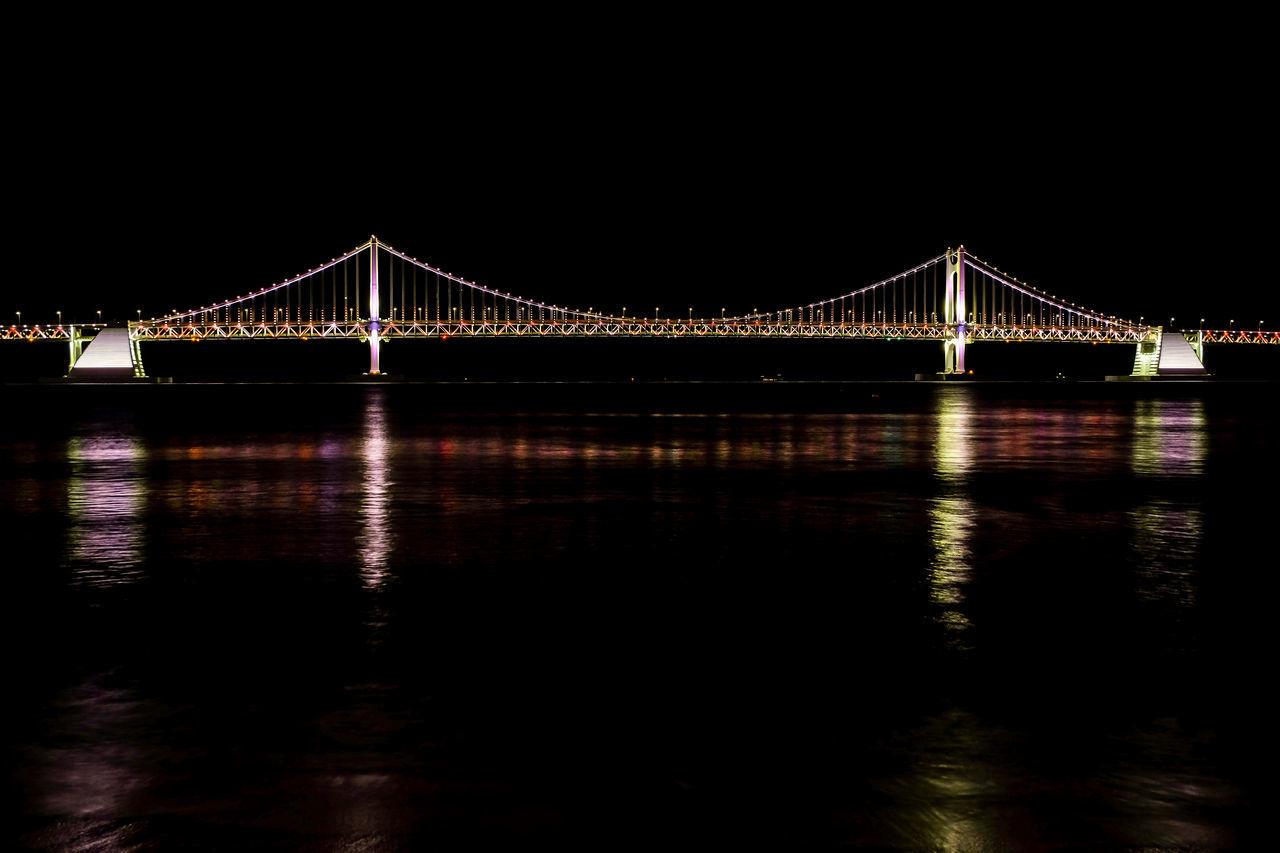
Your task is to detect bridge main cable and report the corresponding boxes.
[146,239,374,325]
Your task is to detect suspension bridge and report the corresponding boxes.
[4,238,1276,380]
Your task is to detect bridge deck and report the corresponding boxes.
[127,320,1155,343]
[7,324,1276,345]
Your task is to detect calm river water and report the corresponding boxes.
[1,382,1272,850]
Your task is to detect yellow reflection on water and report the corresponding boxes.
[929,390,977,644]
[934,389,975,483]
[929,496,975,637]
[65,434,146,586]
[847,708,1239,850]
[359,393,394,589]
[847,709,1007,850]
[1131,399,1205,477]
[1130,399,1206,607]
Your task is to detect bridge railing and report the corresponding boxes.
[2,324,106,341]
[1195,329,1279,344]
[125,318,1156,343]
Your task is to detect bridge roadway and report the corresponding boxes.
[125,319,1156,343]
[8,322,1277,346]
[7,321,1278,380]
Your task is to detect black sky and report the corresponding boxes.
[5,15,1273,333]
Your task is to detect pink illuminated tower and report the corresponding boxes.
[367,236,381,375]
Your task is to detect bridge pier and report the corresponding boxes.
[368,324,381,375]
[942,246,967,374]
[944,333,966,374]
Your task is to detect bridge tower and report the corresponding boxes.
[367,236,382,375]
[943,246,967,374]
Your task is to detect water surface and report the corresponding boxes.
[2,383,1271,849]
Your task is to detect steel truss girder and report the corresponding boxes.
[130,322,367,341]
[2,326,75,341]
[125,320,1156,344]
[1195,329,1280,345]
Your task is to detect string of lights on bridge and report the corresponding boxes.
[3,238,1275,345]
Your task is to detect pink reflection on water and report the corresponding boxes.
[65,434,146,586]
[36,674,144,819]
[359,394,393,589]
[1131,399,1206,477]
[965,406,1129,473]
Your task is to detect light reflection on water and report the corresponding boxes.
[359,391,393,590]
[1131,398,1206,477]
[28,671,146,836]
[929,389,976,645]
[856,709,1240,851]
[857,709,1009,851]
[1130,399,1206,608]
[65,434,146,586]
[2,386,1258,849]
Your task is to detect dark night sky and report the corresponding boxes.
[5,15,1273,333]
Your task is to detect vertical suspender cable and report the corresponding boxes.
[980,272,985,325]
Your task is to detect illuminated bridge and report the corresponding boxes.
[5,238,1276,379]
